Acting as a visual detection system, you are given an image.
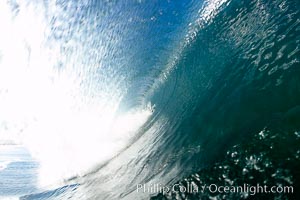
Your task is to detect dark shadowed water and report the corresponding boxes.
[0,0,299,199]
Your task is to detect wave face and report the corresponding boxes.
[0,0,299,199]
[0,0,157,188]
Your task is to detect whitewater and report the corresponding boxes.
[0,0,299,199]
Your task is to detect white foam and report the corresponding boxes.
[0,1,153,187]
[0,161,11,171]
[0,197,19,200]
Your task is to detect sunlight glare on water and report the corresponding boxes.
[0,1,153,187]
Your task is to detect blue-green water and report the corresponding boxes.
[0,0,299,199]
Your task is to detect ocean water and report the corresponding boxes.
[0,146,39,198]
[0,0,299,199]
